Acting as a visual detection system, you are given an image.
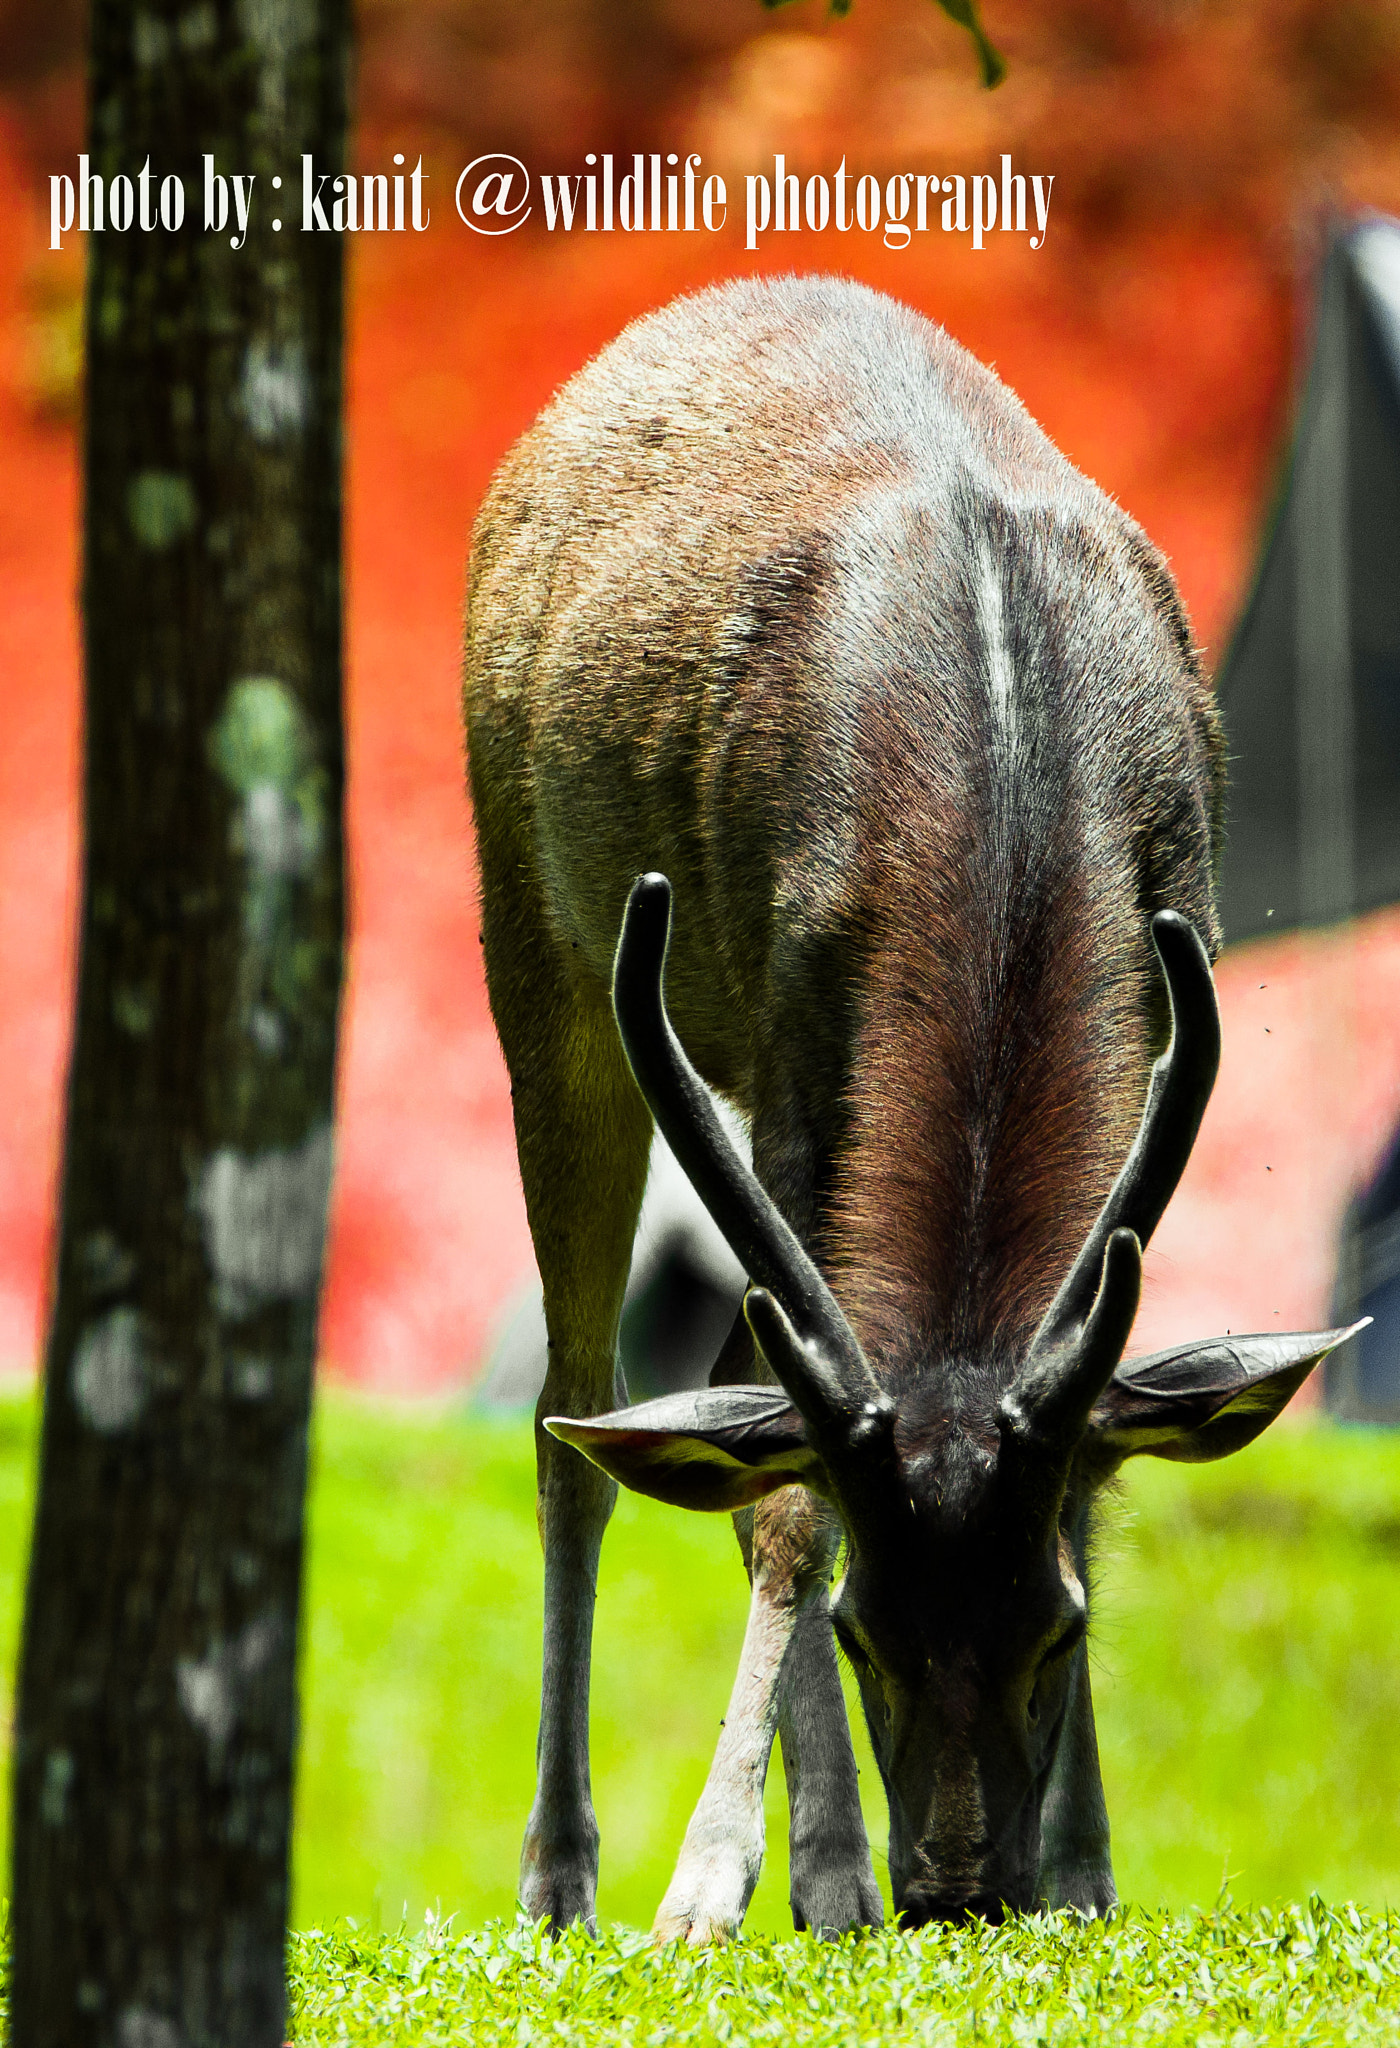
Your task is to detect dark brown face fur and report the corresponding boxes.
[827,1385,1091,1922]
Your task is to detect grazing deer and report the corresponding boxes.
[464,275,1360,1943]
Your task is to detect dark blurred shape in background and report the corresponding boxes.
[477,1123,747,1409]
[1221,219,1400,947]
[1333,1119,1400,1423]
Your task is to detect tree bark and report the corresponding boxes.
[11,3,346,2041]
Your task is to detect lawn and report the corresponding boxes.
[0,1390,1398,2036]
[287,1902,1400,2045]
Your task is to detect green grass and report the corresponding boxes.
[1,1390,1400,2037]
[288,1901,1400,2044]
[1091,1436,1400,1911]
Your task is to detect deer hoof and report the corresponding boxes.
[520,1821,601,1936]
[652,1901,739,1948]
[652,1845,759,1947]
[790,1857,885,1937]
[1038,1859,1118,1919]
[519,1869,600,1937]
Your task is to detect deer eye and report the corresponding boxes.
[1047,1618,1086,1664]
[831,1614,868,1671]
[1027,1620,1085,1726]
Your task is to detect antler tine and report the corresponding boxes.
[1034,911,1218,1355]
[1008,912,1219,1434]
[613,874,887,1442]
[1001,1228,1143,1454]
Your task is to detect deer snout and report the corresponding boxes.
[896,1884,1022,1929]
[892,1813,1039,1928]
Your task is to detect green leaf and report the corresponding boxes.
[805,0,1006,87]
[930,0,1006,88]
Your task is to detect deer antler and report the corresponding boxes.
[1003,911,1220,1448]
[612,874,892,1452]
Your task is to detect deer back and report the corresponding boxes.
[465,274,1224,1370]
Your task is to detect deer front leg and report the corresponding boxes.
[652,1549,792,1945]
[522,1419,619,1933]
[1036,1642,1117,1917]
[655,1488,880,1944]
[778,1587,884,1936]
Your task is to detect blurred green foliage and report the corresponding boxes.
[0,1393,1398,1932]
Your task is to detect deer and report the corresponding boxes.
[463,274,1361,1945]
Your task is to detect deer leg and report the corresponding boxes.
[651,1524,794,1946]
[481,860,653,1934]
[777,1583,885,1936]
[519,997,651,1934]
[1036,1642,1117,1916]
[657,1114,879,1941]
[763,1485,883,1936]
[654,1487,879,1944]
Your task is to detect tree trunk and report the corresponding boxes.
[11,2,346,2041]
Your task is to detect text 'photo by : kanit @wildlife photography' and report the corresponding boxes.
[4,0,1400,2043]
[47,149,1057,251]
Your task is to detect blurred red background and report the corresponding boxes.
[2,0,1400,1392]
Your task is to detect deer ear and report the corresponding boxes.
[1083,1321,1368,1470]
[544,1386,825,1511]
